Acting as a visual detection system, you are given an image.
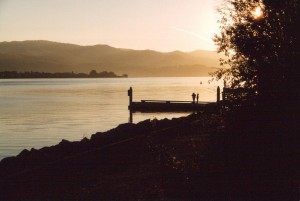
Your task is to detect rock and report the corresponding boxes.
[18,149,30,158]
[58,139,71,146]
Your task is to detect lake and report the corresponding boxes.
[0,77,222,160]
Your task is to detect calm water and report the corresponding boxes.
[0,77,222,160]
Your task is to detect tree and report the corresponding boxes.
[89,70,98,77]
[213,0,300,110]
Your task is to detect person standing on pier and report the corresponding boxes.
[196,93,199,104]
[192,93,196,103]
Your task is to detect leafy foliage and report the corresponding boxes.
[213,0,300,108]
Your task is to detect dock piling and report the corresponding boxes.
[217,86,220,105]
[127,86,220,115]
[128,87,133,123]
[128,87,133,105]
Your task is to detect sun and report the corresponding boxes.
[252,7,263,19]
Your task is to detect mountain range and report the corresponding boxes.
[0,40,222,77]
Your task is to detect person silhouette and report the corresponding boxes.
[196,93,199,103]
[192,93,196,103]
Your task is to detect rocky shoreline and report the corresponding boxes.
[0,112,299,200]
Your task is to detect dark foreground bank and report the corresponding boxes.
[0,112,299,200]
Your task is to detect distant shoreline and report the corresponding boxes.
[0,77,128,79]
[0,70,128,79]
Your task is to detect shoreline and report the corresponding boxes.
[0,70,128,79]
[0,112,299,200]
[0,113,199,163]
[0,113,226,200]
[0,77,218,163]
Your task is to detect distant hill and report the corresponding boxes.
[0,40,222,77]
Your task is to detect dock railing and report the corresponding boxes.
[127,86,257,119]
[128,87,222,111]
[141,100,192,103]
[127,86,228,123]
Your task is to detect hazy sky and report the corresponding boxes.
[0,0,221,52]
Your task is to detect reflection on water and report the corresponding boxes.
[0,77,222,159]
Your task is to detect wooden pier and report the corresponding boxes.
[128,87,221,113]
